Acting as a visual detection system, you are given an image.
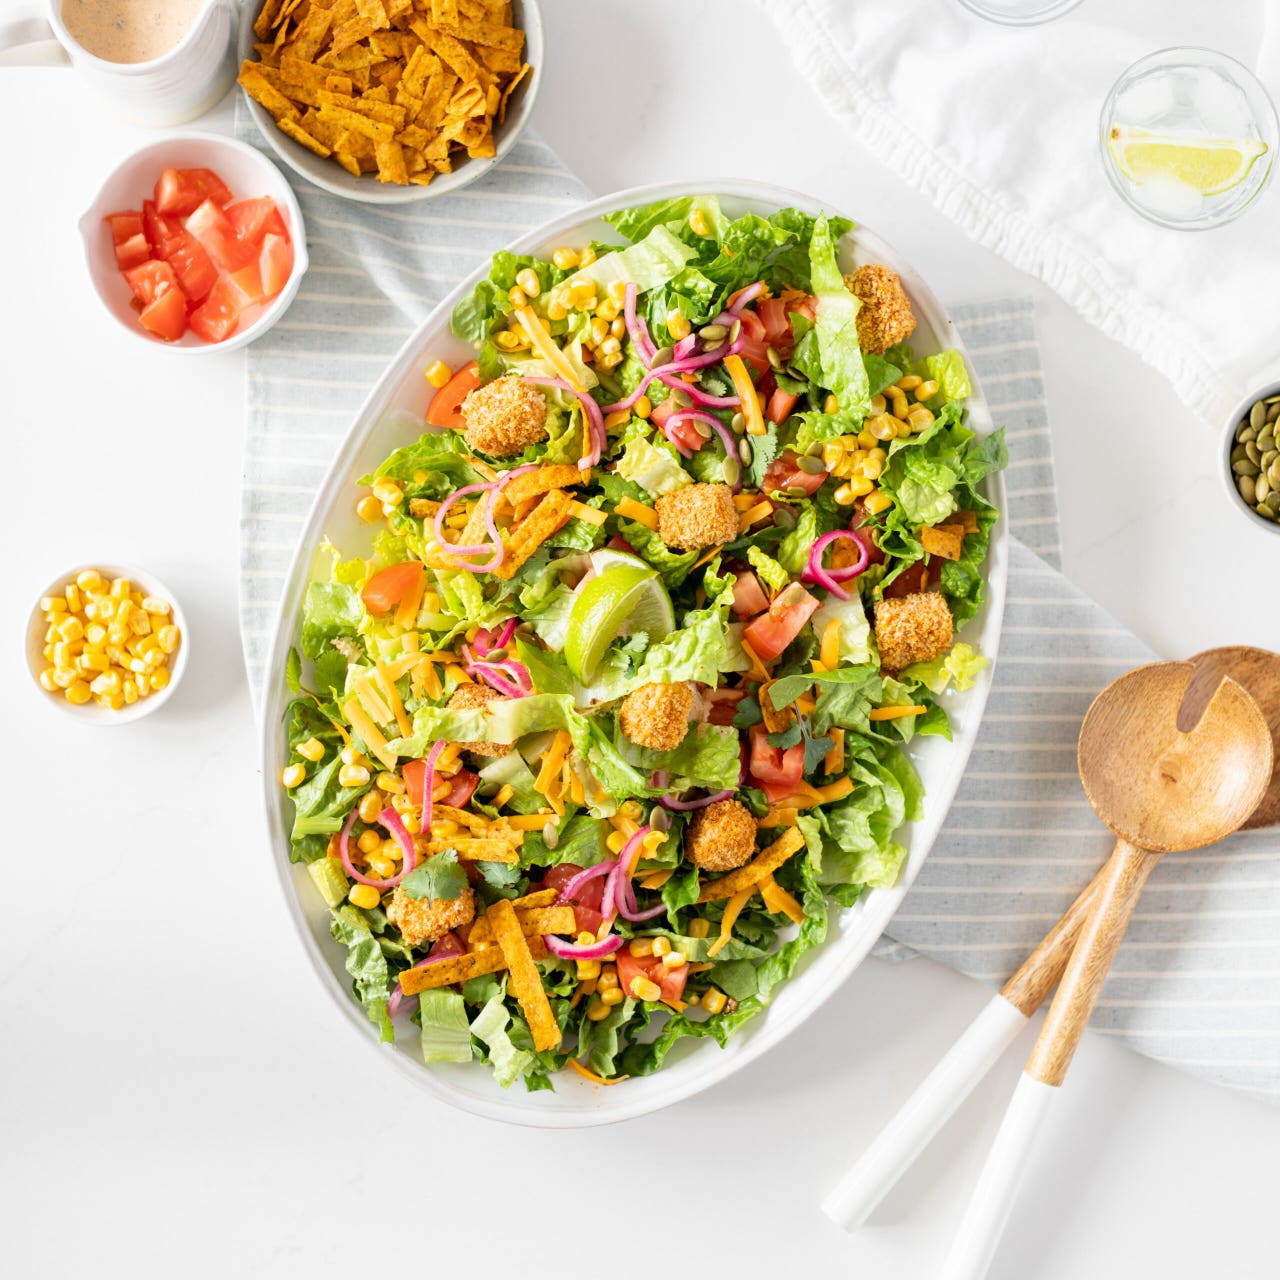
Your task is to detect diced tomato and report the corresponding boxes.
[187,276,244,343]
[361,561,424,614]
[736,308,771,378]
[258,232,293,298]
[442,769,479,809]
[649,398,705,452]
[229,260,266,304]
[883,560,931,599]
[138,287,188,342]
[543,864,605,936]
[142,200,185,259]
[425,361,481,430]
[113,233,152,271]
[226,197,288,247]
[105,212,144,245]
[763,450,827,497]
[185,198,255,272]
[155,166,233,217]
[731,570,770,619]
[742,583,820,662]
[706,686,746,726]
[748,723,806,803]
[123,258,181,307]
[765,388,798,426]
[617,949,689,1005]
[606,534,637,555]
[757,294,816,360]
[161,230,217,305]
[850,499,886,568]
[402,758,429,807]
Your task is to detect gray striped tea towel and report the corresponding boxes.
[236,115,1279,1100]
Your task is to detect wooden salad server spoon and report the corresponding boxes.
[822,647,1280,1233]
[939,661,1272,1280]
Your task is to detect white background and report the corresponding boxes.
[2,2,1277,1277]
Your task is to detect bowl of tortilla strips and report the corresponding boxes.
[237,0,541,204]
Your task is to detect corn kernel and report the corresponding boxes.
[97,690,125,711]
[38,668,58,692]
[381,838,401,863]
[64,584,82,612]
[589,315,609,346]
[349,884,381,910]
[368,854,396,879]
[666,309,691,341]
[861,456,883,480]
[341,747,370,768]
[688,207,710,237]
[701,987,727,1015]
[597,349,623,370]
[586,997,611,1021]
[355,494,383,524]
[97,596,117,619]
[127,609,151,636]
[599,987,624,1007]
[628,938,654,957]
[41,643,56,662]
[281,763,306,788]
[596,297,621,322]
[568,281,597,311]
[508,285,529,309]
[916,379,939,401]
[651,936,672,957]
[123,682,139,705]
[140,595,169,616]
[662,950,687,969]
[65,680,92,705]
[546,298,569,322]
[907,406,934,432]
[296,736,325,763]
[402,812,421,835]
[340,764,371,788]
[687,918,711,940]
[358,791,383,824]
[863,491,893,515]
[493,328,527,351]
[52,667,76,689]
[356,828,381,855]
[52,642,78,669]
[823,394,840,415]
[634,395,653,420]
[869,393,887,415]
[371,478,403,507]
[551,247,579,271]
[598,967,619,991]
[508,266,539,297]
[629,976,661,1002]
[375,771,403,795]
[835,478,874,504]
[577,959,601,981]
[149,667,171,692]
[76,570,103,594]
[896,374,922,392]
[598,335,621,357]
[79,651,110,673]
[578,246,596,267]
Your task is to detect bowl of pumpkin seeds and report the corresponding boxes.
[1226,383,1280,533]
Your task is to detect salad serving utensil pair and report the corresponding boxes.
[824,648,1280,1275]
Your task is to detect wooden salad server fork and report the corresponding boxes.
[938,662,1271,1280]
[822,648,1280,1233]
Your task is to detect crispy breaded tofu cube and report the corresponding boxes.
[686,799,758,872]
[655,482,737,549]
[387,883,476,947]
[844,264,916,356]
[620,681,694,751]
[448,682,511,757]
[873,591,954,673]
[460,375,548,457]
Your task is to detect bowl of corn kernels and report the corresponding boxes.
[27,565,188,723]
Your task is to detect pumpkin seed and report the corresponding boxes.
[1231,444,1248,464]
[1263,449,1278,470]
[649,805,671,833]
[766,346,783,371]
[729,318,742,343]
[1267,394,1280,404]
[670,387,693,409]
[699,323,728,343]
[1256,472,1272,502]
[1259,428,1276,450]
[485,646,508,663]
[1251,401,1268,430]
[1239,474,1257,504]
[1267,491,1280,515]
[784,484,810,498]
[773,504,797,529]
[738,438,752,464]
[731,412,746,433]
[692,420,713,440]
[542,821,559,850]
[1257,503,1274,518]
[722,457,742,487]
[1270,458,1280,488]
[651,345,674,368]
[1233,458,1261,477]
[1268,402,1280,423]
[1246,441,1262,465]
[798,455,827,474]
[807,440,825,458]
[1239,424,1258,444]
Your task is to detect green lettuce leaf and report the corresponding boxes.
[616,519,699,588]
[518,812,609,869]
[363,430,484,499]
[808,214,869,416]
[634,603,728,687]
[419,988,473,1065]
[470,991,535,1088]
[615,435,692,497]
[747,546,789,593]
[300,583,361,661]
[569,224,697,295]
[902,642,988,694]
[330,906,393,1043]
[626,724,742,793]
[809,595,874,665]
[925,349,972,402]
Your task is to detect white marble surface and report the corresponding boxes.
[3,3,1278,1276]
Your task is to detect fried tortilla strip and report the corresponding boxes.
[919,524,966,561]
[254,0,286,39]
[398,934,550,995]
[238,65,302,120]
[449,18,523,53]
[319,88,405,125]
[330,16,377,54]
[492,489,573,581]
[498,61,530,122]
[317,101,396,142]
[430,0,460,25]
[278,116,333,156]
[500,464,587,509]
[696,827,807,903]
[488,899,561,1052]
[355,0,391,28]
[423,836,520,863]
[509,888,558,911]
[467,905,575,946]
[289,7,335,60]
[374,138,409,183]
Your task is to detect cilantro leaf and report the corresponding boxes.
[400,849,467,903]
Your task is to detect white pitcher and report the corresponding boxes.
[0,0,238,127]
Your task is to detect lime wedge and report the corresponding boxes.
[1108,126,1268,196]
[565,562,674,683]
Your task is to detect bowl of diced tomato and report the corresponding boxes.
[79,132,308,351]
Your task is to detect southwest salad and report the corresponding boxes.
[281,195,1006,1090]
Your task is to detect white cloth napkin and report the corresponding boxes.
[757,0,1280,426]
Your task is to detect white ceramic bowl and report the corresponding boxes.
[235,0,543,205]
[78,132,308,354]
[1221,378,1280,539]
[26,563,190,725]
[259,180,1010,1126]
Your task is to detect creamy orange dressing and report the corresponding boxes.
[60,0,206,65]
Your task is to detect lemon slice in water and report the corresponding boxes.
[1108,126,1268,196]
